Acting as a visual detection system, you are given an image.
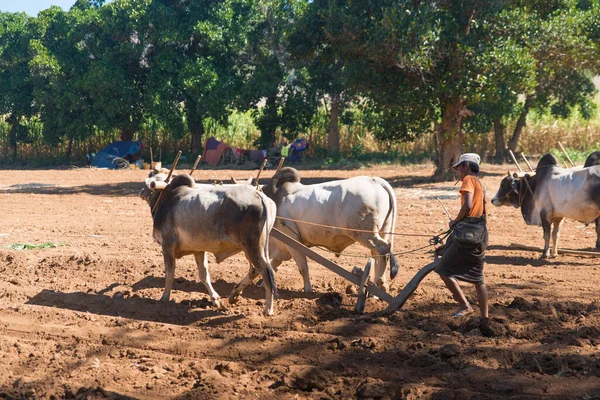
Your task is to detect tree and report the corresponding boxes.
[287,0,354,157]
[82,0,151,142]
[467,2,600,161]
[31,6,100,160]
[0,12,38,160]
[144,0,258,155]
[234,0,305,150]
[314,0,600,179]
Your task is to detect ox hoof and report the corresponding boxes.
[213,298,227,311]
[228,293,241,305]
[263,307,274,317]
[376,281,389,293]
[159,295,171,303]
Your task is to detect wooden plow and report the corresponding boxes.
[270,228,438,315]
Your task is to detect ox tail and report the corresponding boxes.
[258,191,278,299]
[381,179,399,280]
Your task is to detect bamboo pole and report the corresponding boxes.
[276,157,285,172]
[509,150,523,172]
[558,142,576,167]
[190,155,201,176]
[150,148,153,168]
[521,153,534,171]
[510,243,600,257]
[254,159,268,189]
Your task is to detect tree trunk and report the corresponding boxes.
[65,136,73,162]
[328,92,341,157]
[186,99,205,156]
[190,119,204,156]
[120,127,133,142]
[433,99,465,181]
[258,94,278,149]
[8,114,18,162]
[507,95,533,153]
[493,119,506,164]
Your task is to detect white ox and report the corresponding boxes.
[140,173,278,315]
[232,167,399,293]
[491,153,600,258]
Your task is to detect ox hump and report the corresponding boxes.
[165,174,195,191]
[273,167,301,184]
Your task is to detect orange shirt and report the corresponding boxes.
[460,175,485,218]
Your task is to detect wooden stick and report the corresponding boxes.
[436,197,452,221]
[521,153,534,172]
[512,171,535,178]
[165,151,182,182]
[152,151,182,214]
[558,142,576,167]
[254,159,268,189]
[150,148,153,167]
[190,155,201,176]
[509,150,523,172]
[150,181,168,190]
[270,228,393,303]
[276,157,285,172]
[380,260,438,315]
[510,243,600,257]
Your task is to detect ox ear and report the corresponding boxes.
[507,170,511,177]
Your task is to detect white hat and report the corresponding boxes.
[452,153,481,168]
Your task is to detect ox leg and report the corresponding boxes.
[550,218,564,258]
[194,252,223,310]
[234,251,277,316]
[254,257,277,316]
[540,210,552,259]
[358,235,392,291]
[228,264,259,304]
[160,251,176,302]
[595,218,600,249]
[287,247,312,293]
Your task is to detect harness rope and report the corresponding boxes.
[275,215,452,259]
[276,216,434,237]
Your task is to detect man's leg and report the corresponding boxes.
[475,283,488,318]
[440,275,472,314]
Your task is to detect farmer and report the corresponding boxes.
[435,153,489,322]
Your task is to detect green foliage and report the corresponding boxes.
[7,242,63,250]
[2,0,600,170]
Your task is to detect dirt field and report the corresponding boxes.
[1,163,599,399]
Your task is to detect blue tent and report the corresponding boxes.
[91,141,143,169]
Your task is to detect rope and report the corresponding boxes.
[276,216,434,238]
[313,242,438,258]
[283,227,452,260]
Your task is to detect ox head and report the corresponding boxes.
[139,168,170,203]
[491,173,521,208]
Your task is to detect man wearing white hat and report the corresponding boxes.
[435,153,489,327]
